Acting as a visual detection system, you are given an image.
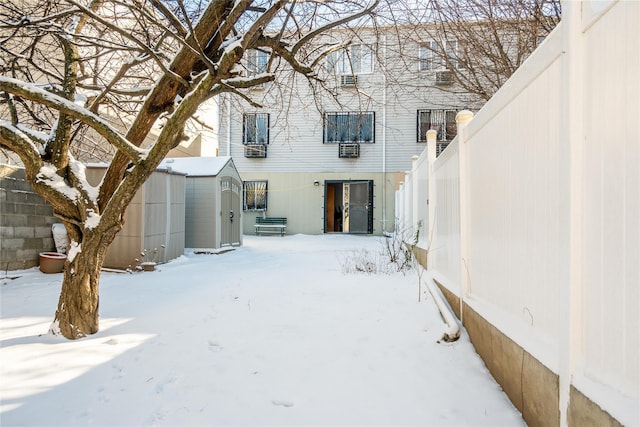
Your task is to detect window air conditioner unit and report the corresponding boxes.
[435,70,454,85]
[339,143,360,158]
[244,144,267,158]
[340,74,358,87]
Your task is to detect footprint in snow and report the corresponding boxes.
[155,376,176,394]
[272,400,294,408]
[208,340,222,352]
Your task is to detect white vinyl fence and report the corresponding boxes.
[396,1,638,425]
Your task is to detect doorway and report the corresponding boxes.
[324,180,373,234]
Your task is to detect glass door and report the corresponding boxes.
[346,181,370,234]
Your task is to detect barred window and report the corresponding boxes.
[324,112,375,144]
[417,110,458,142]
[243,180,267,211]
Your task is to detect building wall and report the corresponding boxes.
[218,25,482,233]
[0,165,59,270]
[240,171,398,236]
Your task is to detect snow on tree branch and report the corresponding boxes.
[0,77,149,163]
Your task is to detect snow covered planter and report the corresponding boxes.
[141,262,156,272]
[39,252,66,274]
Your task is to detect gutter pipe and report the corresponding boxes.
[423,269,460,342]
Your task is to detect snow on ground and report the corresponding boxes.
[1,234,524,426]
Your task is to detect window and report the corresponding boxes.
[419,41,438,71]
[419,40,462,71]
[327,44,374,74]
[417,110,458,142]
[445,40,462,70]
[243,113,269,145]
[324,112,375,144]
[243,180,267,211]
[247,49,268,76]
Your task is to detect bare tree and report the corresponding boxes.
[378,0,561,101]
[0,0,379,339]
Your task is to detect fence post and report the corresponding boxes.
[456,110,474,322]
[426,130,438,268]
[559,1,585,424]
[396,181,404,233]
[411,155,420,238]
[403,170,412,234]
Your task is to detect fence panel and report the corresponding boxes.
[579,0,639,400]
[430,142,461,292]
[464,30,564,351]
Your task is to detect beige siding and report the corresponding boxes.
[141,171,186,263]
[87,166,186,269]
[184,177,218,248]
[241,171,396,236]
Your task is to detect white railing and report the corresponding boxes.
[395,1,638,425]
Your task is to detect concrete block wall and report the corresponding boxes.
[0,165,59,271]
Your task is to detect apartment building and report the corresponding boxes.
[218,26,482,236]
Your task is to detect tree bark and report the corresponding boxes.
[50,232,109,339]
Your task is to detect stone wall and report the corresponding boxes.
[0,165,58,271]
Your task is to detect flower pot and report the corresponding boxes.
[39,252,66,274]
[141,262,156,271]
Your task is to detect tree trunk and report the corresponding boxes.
[50,236,107,339]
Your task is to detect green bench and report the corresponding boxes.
[254,217,287,236]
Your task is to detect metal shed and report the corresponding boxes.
[162,157,243,249]
[86,165,186,269]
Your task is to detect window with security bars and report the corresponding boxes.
[243,113,269,145]
[417,110,458,142]
[324,112,375,144]
[243,180,267,211]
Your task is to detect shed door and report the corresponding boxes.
[221,177,241,246]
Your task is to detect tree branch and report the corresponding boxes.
[0,77,148,162]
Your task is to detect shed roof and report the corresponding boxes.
[160,156,235,177]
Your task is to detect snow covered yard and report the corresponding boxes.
[1,234,523,426]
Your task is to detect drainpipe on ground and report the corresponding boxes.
[424,269,460,342]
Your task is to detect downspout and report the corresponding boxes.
[424,271,460,342]
[226,94,232,156]
[164,171,171,263]
[381,35,387,233]
[139,182,146,259]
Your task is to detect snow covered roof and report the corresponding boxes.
[160,156,234,177]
